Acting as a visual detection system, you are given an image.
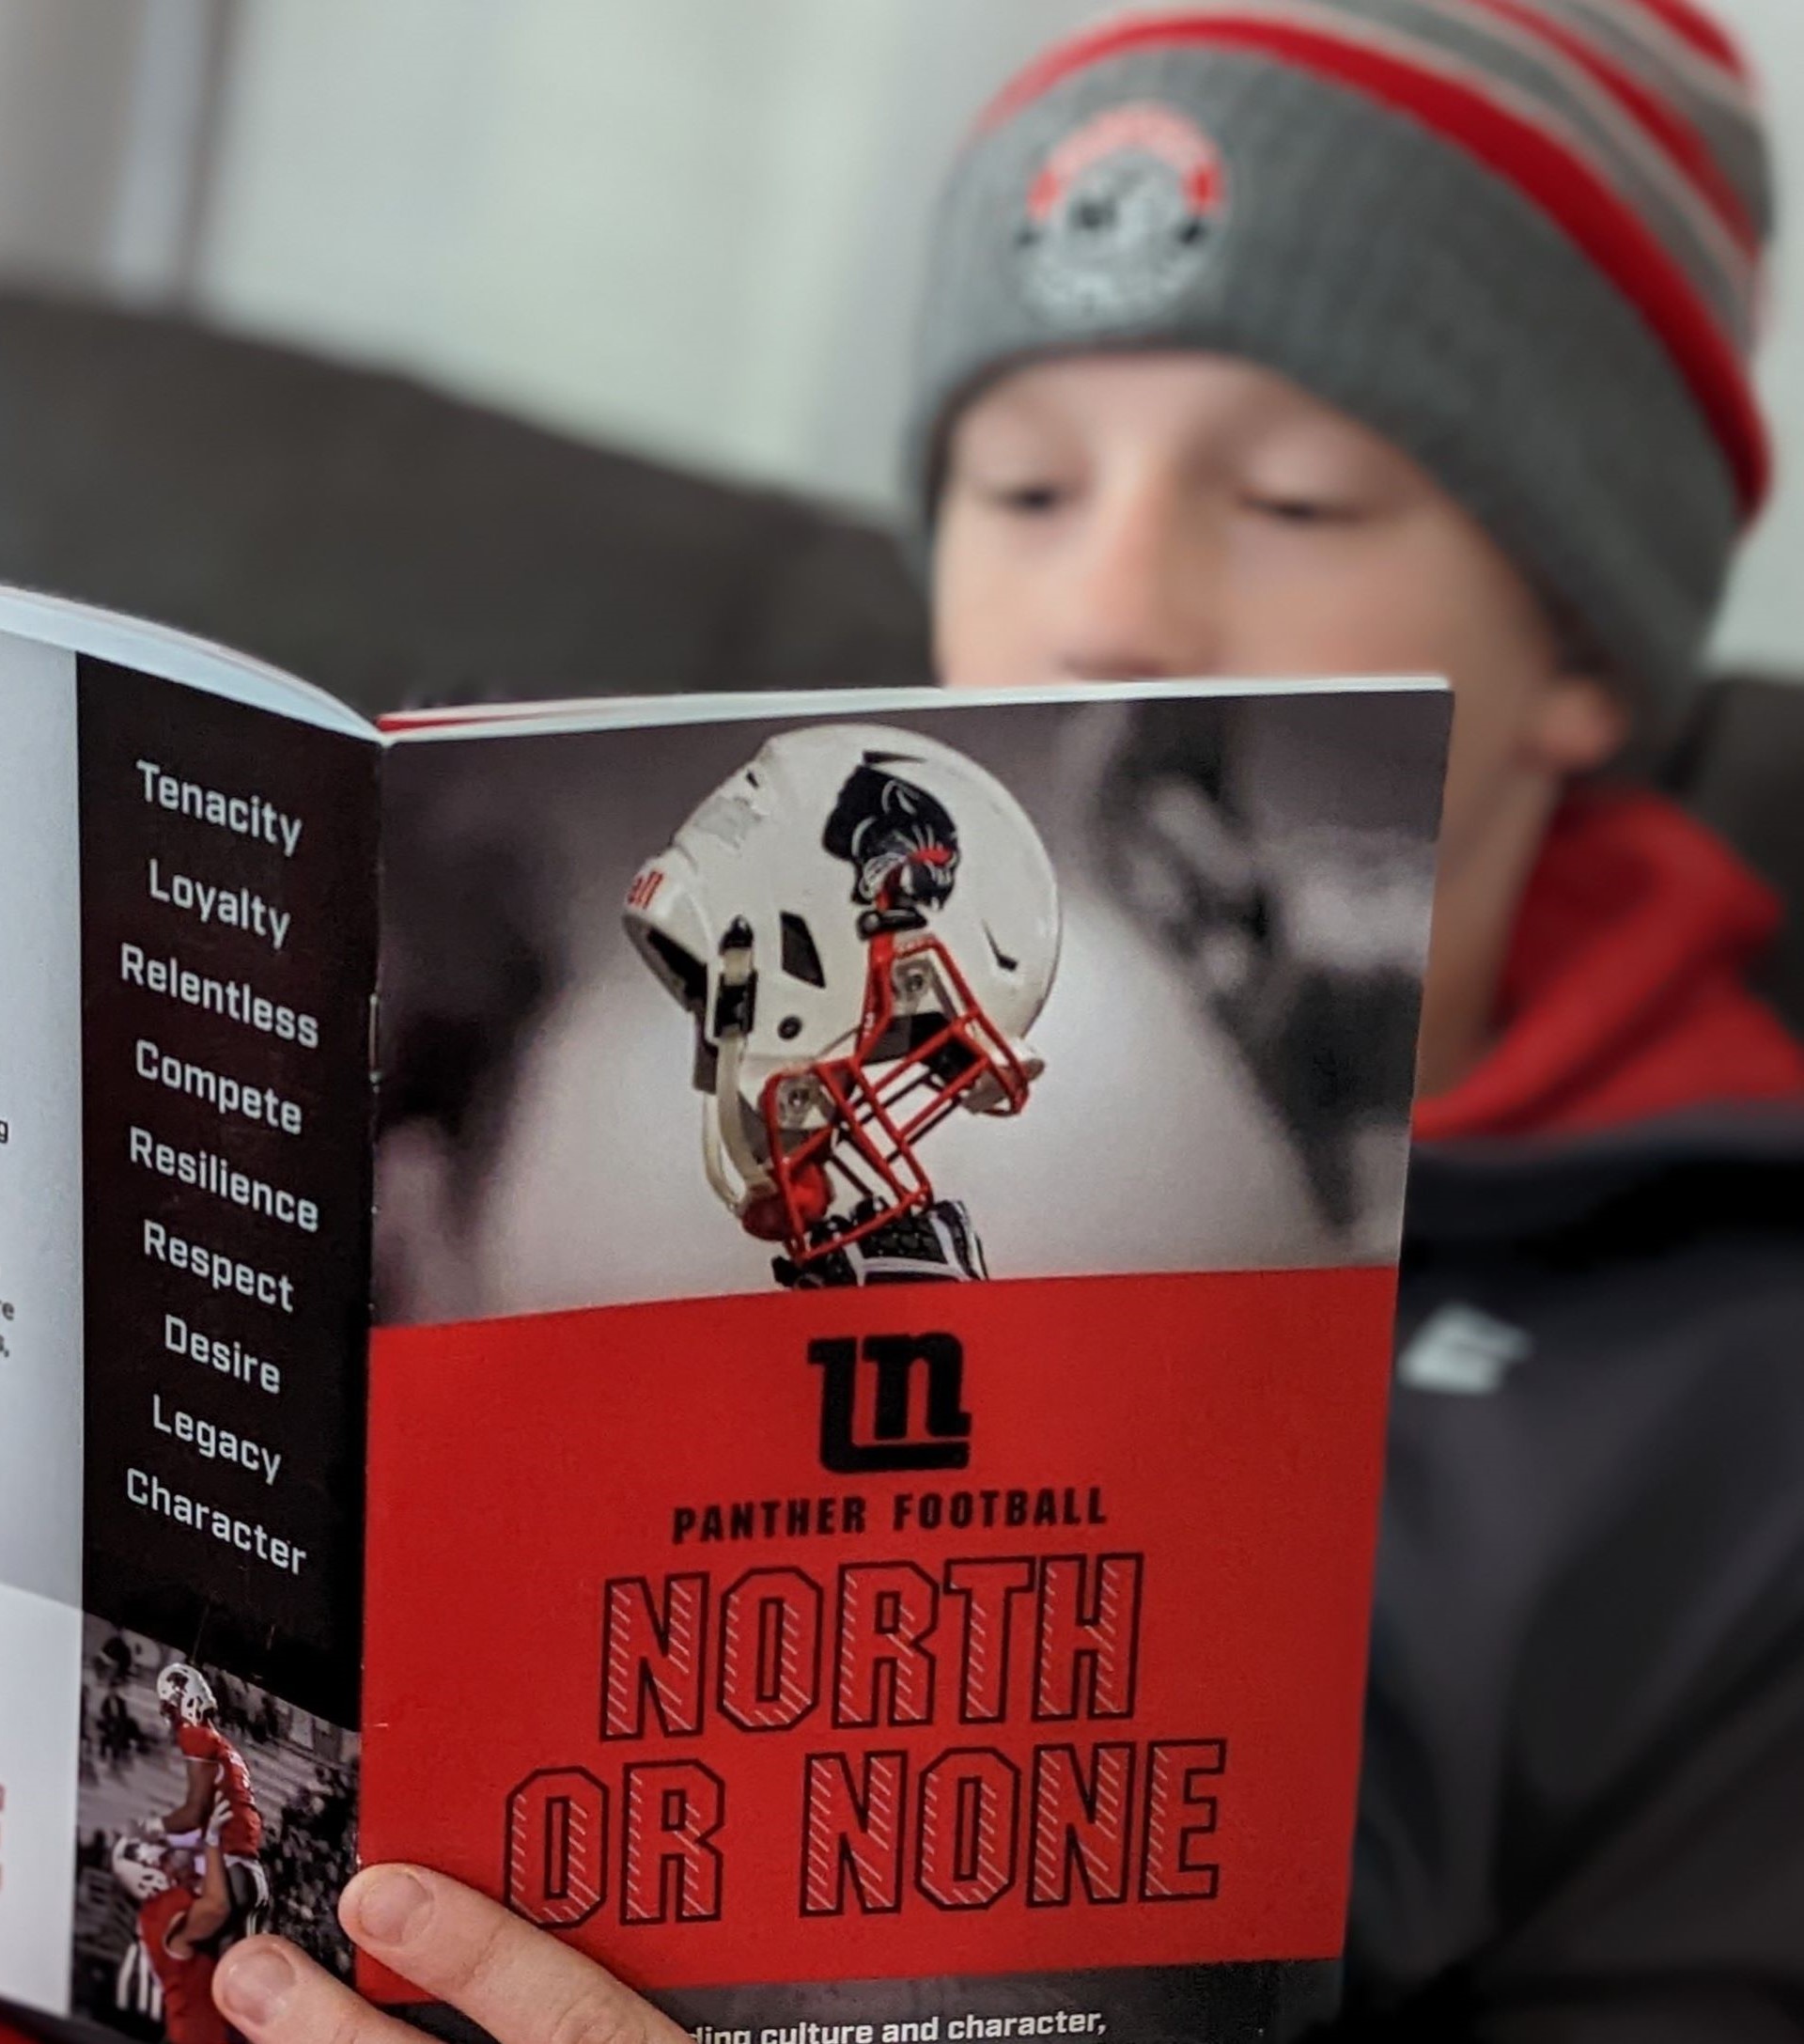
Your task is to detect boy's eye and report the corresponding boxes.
[1241,492,1359,525]
[987,480,1067,515]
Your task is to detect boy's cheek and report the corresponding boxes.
[932,534,1047,691]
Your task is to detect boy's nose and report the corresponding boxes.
[1054,485,1219,683]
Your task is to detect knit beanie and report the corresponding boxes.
[905,1,1774,720]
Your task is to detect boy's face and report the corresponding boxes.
[933,352,1626,888]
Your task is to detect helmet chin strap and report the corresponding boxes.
[702,1082,773,1219]
[705,920,777,1217]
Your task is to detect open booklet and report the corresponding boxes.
[0,586,1447,2044]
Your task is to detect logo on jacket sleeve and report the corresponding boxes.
[1397,1303,1532,1396]
[1017,101,1228,324]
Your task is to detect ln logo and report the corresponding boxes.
[808,1333,972,1474]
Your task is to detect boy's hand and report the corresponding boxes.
[213,1865,683,2044]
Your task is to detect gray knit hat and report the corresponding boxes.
[906,1,1774,718]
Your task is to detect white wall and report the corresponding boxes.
[1708,0,1804,668]
[188,0,1104,507]
[0,0,228,299]
[0,0,145,289]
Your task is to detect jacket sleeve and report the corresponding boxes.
[1451,1644,1804,2042]
[1335,1247,1804,2043]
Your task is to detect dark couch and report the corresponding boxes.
[0,290,930,710]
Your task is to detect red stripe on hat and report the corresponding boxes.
[1464,0,1757,254]
[1614,0,1749,81]
[975,11,1768,514]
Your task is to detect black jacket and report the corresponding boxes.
[1341,1107,1804,2040]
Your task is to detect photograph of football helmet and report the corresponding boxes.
[155,1663,217,1728]
[112,1834,179,1905]
[625,724,1061,1283]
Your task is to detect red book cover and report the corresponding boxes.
[354,688,1445,2043]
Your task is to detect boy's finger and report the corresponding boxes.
[213,1935,413,2044]
[339,1864,685,2044]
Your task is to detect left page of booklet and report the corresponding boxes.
[0,638,381,2032]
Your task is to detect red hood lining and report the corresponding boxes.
[1417,788,1804,1143]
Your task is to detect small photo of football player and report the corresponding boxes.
[109,1834,229,2044]
[72,1624,358,2044]
[146,1663,272,1956]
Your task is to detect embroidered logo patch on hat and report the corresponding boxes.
[1016,101,1228,325]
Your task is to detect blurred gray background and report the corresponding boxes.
[1,0,1802,675]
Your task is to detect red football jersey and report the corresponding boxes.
[176,1722,264,1855]
[136,1887,226,2044]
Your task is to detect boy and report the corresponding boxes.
[910,5,1804,2033]
[43,7,1804,2044]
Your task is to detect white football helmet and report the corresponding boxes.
[625,724,1060,1269]
[112,1834,177,1905]
[156,1662,216,1726]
